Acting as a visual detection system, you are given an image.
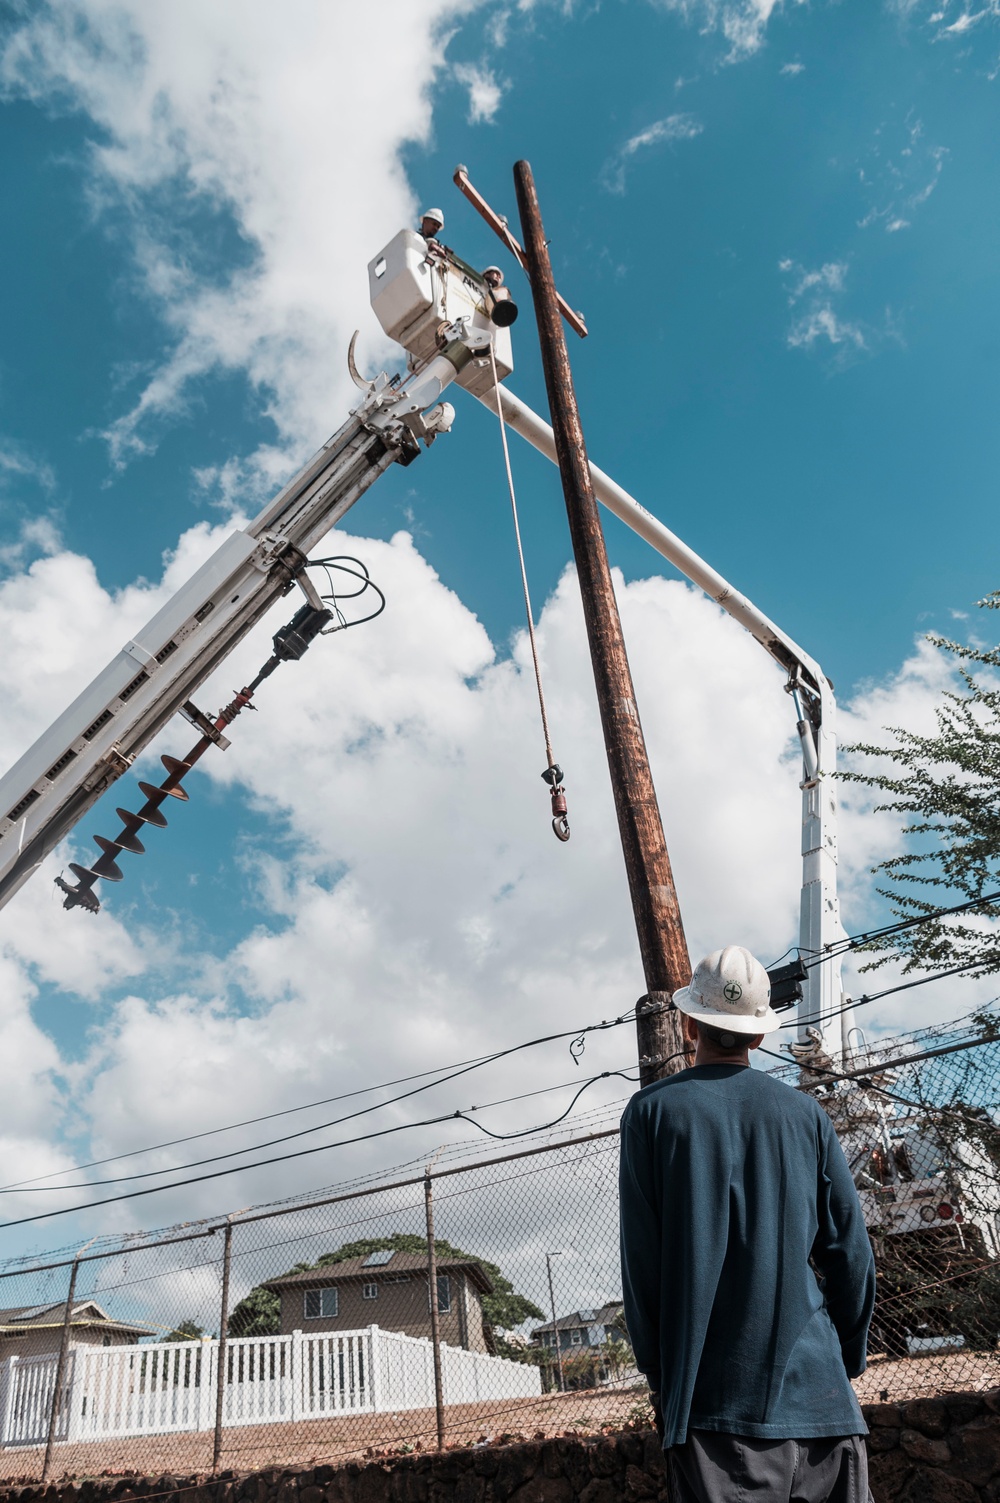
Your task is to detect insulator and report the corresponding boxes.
[136,784,169,824]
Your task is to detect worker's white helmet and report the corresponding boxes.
[421,207,445,231]
[673,946,780,1035]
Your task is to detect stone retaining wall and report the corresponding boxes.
[1,1392,998,1503]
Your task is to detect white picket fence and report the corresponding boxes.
[0,1326,541,1450]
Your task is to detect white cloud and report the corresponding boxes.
[780,60,805,73]
[601,113,703,194]
[787,306,867,351]
[649,0,802,60]
[0,1,481,482]
[780,259,848,303]
[452,61,506,123]
[858,115,948,234]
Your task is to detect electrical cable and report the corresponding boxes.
[776,960,987,1033]
[2,1053,636,1193]
[309,555,386,632]
[0,1068,635,1231]
[756,1042,993,1127]
[455,1070,638,1140]
[0,1009,638,1194]
[798,890,1000,971]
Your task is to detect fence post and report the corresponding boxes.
[424,1169,446,1450]
[368,1326,381,1413]
[42,1253,82,1481]
[290,1330,302,1423]
[212,1219,233,1473]
[0,1354,18,1447]
[65,1351,85,1443]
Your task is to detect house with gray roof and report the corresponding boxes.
[261,1249,494,1353]
[530,1301,628,1355]
[0,1301,155,1364]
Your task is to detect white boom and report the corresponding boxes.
[0,248,506,914]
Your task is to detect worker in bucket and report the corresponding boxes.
[619,945,875,1503]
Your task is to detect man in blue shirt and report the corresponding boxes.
[620,945,876,1503]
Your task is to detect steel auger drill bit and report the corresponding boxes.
[55,601,332,914]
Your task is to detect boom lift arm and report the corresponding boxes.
[0,285,500,913]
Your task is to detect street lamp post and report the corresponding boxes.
[545,1251,565,1393]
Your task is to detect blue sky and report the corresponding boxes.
[0,0,998,1272]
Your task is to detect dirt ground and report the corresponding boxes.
[2,1354,997,1485]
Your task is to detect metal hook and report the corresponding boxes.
[347,330,375,391]
[552,814,571,842]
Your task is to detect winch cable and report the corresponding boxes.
[488,339,570,841]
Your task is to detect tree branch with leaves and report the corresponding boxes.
[841,593,1000,975]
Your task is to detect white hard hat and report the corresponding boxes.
[421,207,445,229]
[673,945,780,1035]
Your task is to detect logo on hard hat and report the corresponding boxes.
[723,981,743,1002]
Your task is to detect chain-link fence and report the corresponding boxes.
[0,1015,997,1483]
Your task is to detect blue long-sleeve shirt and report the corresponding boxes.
[619,1063,875,1447]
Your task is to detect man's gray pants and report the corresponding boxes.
[667,1429,871,1503]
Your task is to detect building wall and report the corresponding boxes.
[278,1274,488,1352]
[0,1326,137,1365]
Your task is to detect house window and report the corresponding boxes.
[570,1329,583,1346]
[363,1282,379,1300]
[102,1335,112,1347]
[430,1275,451,1314]
[304,1288,339,1320]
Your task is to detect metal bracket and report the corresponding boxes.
[635,991,673,1017]
[180,701,231,750]
[99,744,134,776]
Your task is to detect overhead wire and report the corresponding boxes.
[776,960,989,1035]
[0,1066,636,1231]
[795,889,1000,971]
[0,1008,639,1195]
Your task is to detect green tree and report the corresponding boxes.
[842,593,1000,976]
[228,1264,311,1338]
[228,1286,280,1339]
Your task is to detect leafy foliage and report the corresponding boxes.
[228,1285,281,1339]
[842,594,1000,974]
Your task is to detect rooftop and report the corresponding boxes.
[261,1250,494,1295]
[0,1300,154,1336]
[531,1301,624,1335]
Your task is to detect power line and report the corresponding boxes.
[0,1068,634,1232]
[802,890,1000,971]
[777,960,987,1034]
[0,1010,637,1195]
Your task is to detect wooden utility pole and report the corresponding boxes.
[513,160,691,1084]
